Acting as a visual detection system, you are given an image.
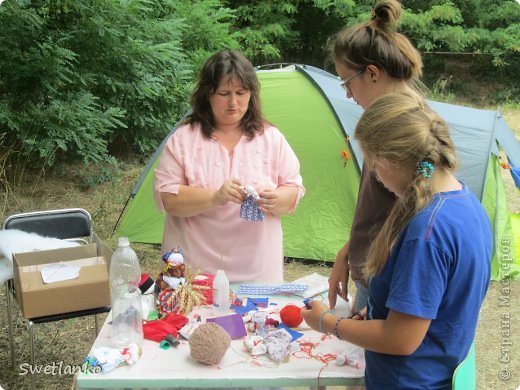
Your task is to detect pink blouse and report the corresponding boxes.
[154,123,305,283]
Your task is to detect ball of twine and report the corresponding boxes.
[189,323,231,365]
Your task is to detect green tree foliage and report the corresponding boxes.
[225,1,300,64]
[0,0,239,170]
[401,1,519,63]
[284,0,356,68]
[225,0,356,66]
[168,0,239,74]
[228,1,518,74]
[0,0,126,167]
[1,0,518,172]
[229,0,518,101]
[398,1,519,100]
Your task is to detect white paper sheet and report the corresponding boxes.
[41,262,80,284]
[291,272,330,298]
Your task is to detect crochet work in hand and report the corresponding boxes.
[240,195,265,221]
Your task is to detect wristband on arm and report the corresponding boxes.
[334,317,345,340]
[318,310,332,334]
[350,312,364,320]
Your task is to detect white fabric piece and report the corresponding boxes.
[244,335,267,356]
[336,345,363,369]
[162,275,185,289]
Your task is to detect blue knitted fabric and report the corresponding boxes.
[240,195,264,222]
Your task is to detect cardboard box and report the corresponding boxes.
[13,233,111,319]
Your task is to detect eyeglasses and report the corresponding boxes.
[340,70,363,93]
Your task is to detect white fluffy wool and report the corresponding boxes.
[0,229,80,283]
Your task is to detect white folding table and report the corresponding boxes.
[75,286,365,389]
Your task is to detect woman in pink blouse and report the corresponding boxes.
[154,49,305,283]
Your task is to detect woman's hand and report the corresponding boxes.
[256,188,279,213]
[300,300,332,332]
[328,242,350,309]
[256,186,299,216]
[213,179,246,206]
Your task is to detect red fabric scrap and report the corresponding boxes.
[143,312,189,343]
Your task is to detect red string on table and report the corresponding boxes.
[293,337,337,388]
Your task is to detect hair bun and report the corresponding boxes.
[372,0,401,31]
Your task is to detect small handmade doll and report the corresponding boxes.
[155,247,186,291]
[154,247,213,315]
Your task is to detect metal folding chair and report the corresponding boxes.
[2,208,111,389]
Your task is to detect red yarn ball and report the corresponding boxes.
[280,304,303,328]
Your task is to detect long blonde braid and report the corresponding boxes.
[354,92,458,276]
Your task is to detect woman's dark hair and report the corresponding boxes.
[332,0,423,83]
[187,49,264,139]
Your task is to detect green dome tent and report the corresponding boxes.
[115,64,520,281]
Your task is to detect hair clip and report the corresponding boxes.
[417,161,434,179]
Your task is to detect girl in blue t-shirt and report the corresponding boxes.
[302,92,492,389]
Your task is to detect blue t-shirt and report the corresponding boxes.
[365,184,492,389]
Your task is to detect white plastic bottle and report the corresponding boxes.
[109,237,143,347]
[213,269,229,316]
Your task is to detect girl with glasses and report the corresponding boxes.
[327,0,425,317]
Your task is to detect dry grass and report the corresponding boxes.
[0,105,519,389]
[499,104,520,130]
[496,103,520,214]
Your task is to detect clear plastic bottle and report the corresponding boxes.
[212,269,229,316]
[109,237,143,347]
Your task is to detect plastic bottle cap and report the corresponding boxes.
[118,237,130,247]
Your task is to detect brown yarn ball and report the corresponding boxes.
[189,323,231,365]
